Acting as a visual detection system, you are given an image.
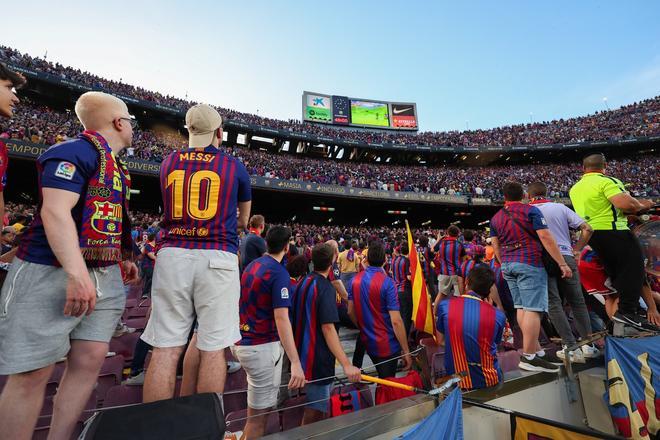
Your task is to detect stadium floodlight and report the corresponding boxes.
[129,189,140,195]
[422,220,432,226]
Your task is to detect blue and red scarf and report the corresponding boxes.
[78,131,132,262]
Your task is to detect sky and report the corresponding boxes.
[1,0,659,132]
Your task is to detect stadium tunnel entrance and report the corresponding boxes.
[7,157,499,229]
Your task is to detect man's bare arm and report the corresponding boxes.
[237,200,251,231]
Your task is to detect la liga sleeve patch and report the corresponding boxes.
[54,161,77,180]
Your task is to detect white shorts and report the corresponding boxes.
[438,274,461,296]
[231,342,283,410]
[141,247,241,351]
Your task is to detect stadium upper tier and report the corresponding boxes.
[2,100,658,200]
[1,45,659,151]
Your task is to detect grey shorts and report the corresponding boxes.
[0,258,125,375]
[141,248,241,351]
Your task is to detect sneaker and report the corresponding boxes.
[612,311,646,330]
[518,355,560,373]
[227,361,241,374]
[634,311,660,332]
[556,347,586,363]
[538,351,563,365]
[580,344,601,359]
[113,323,136,338]
[123,371,145,386]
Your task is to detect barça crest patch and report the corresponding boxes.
[55,161,76,180]
[91,201,122,236]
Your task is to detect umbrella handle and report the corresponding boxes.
[360,374,421,394]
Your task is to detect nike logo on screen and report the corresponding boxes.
[393,107,413,114]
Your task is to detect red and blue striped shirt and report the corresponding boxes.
[391,255,411,293]
[349,266,401,359]
[291,272,339,382]
[489,202,548,267]
[159,146,251,254]
[434,237,465,276]
[436,293,506,390]
[236,255,291,346]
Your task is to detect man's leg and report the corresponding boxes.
[547,275,577,346]
[129,338,152,377]
[373,355,399,379]
[560,256,592,339]
[520,310,542,355]
[48,341,108,440]
[197,349,227,394]
[302,409,325,425]
[180,334,200,397]
[244,408,271,439]
[143,346,185,402]
[0,364,54,440]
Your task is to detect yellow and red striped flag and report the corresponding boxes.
[405,220,435,336]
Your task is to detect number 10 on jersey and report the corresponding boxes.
[167,170,221,220]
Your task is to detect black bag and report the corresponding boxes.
[80,393,225,440]
[501,208,562,277]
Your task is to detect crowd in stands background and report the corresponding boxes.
[2,99,659,200]
[1,45,658,149]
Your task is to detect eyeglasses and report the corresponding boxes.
[118,117,138,129]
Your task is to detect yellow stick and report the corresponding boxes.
[361,374,420,393]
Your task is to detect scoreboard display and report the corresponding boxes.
[302,91,418,131]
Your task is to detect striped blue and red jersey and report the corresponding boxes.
[291,272,339,382]
[489,202,548,267]
[348,266,401,359]
[433,237,465,276]
[436,294,506,390]
[391,255,411,293]
[17,137,119,267]
[416,245,434,278]
[159,146,251,254]
[236,255,291,346]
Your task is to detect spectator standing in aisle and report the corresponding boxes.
[570,154,658,331]
[490,182,570,373]
[0,92,139,439]
[142,104,251,402]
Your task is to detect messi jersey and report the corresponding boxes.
[291,272,339,382]
[237,255,291,346]
[159,146,251,254]
[436,295,506,390]
[434,237,465,276]
[349,266,401,359]
[416,246,433,278]
[391,255,411,293]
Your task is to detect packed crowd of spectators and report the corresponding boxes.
[2,99,658,199]
[2,45,659,149]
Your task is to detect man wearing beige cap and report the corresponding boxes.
[142,104,252,402]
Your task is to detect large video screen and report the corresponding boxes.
[350,100,390,127]
[302,92,418,130]
[304,93,332,123]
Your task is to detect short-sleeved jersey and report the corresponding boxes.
[338,249,360,274]
[348,266,401,359]
[391,255,411,293]
[17,138,115,267]
[569,172,628,231]
[141,242,156,270]
[237,255,292,346]
[159,146,251,254]
[436,294,506,390]
[434,237,465,276]
[489,202,548,267]
[530,199,585,255]
[416,245,434,278]
[291,272,339,382]
[239,232,267,270]
[0,139,8,192]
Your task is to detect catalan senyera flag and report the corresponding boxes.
[405,220,435,336]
